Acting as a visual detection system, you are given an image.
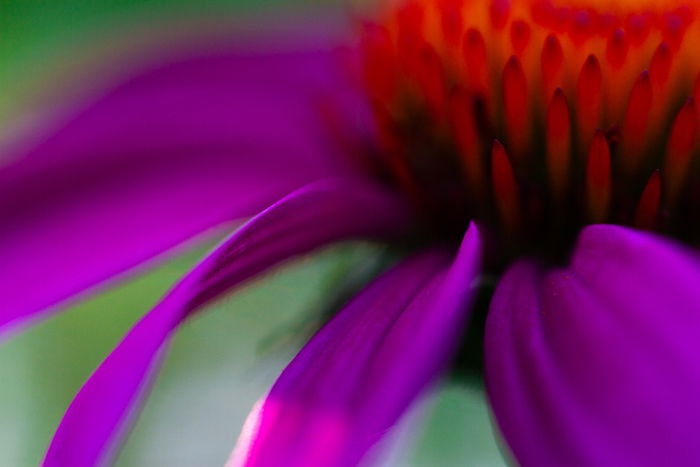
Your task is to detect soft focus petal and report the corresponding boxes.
[234,223,483,467]
[484,261,580,466]
[43,178,409,467]
[485,226,700,466]
[0,40,365,333]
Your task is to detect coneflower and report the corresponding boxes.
[2,0,700,466]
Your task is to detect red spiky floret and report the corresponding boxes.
[357,0,700,261]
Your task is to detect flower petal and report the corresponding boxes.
[1,43,364,332]
[485,226,700,466]
[43,178,409,467]
[234,223,483,467]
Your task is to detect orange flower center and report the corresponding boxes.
[357,0,700,262]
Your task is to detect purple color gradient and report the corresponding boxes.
[236,223,483,467]
[0,46,365,333]
[43,178,410,467]
[4,14,698,466]
[486,225,700,466]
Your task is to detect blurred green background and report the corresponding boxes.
[0,1,506,465]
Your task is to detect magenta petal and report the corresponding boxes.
[0,43,363,332]
[485,226,700,466]
[43,178,409,467]
[236,223,483,467]
[483,262,534,459]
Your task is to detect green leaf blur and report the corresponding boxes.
[0,1,505,465]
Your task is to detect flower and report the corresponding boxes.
[3,0,700,465]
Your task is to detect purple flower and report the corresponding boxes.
[3,0,700,465]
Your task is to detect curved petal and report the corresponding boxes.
[43,178,410,467]
[234,223,483,467]
[485,262,594,466]
[485,226,700,466]
[0,41,366,333]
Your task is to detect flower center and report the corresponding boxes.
[357,0,700,265]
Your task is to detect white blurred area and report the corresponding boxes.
[0,1,505,463]
[0,241,505,466]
